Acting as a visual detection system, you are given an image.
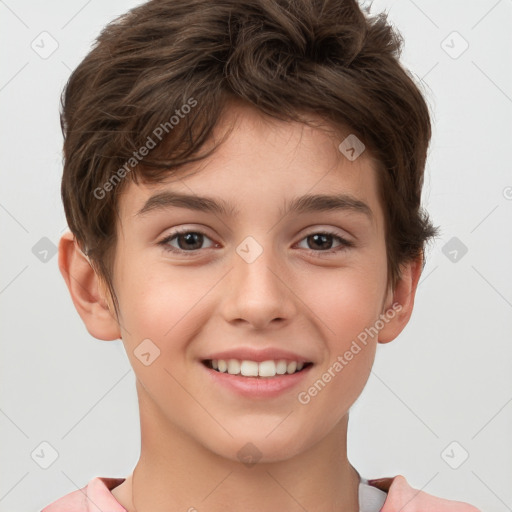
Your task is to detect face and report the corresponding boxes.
[109,102,393,462]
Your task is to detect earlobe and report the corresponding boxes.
[377,254,423,344]
[58,231,121,341]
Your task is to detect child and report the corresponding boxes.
[42,0,481,510]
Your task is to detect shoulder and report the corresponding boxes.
[41,477,126,512]
[369,474,481,512]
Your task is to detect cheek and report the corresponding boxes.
[300,261,386,342]
[118,260,216,339]
[114,267,211,413]
[295,262,384,412]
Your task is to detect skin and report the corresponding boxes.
[59,101,422,512]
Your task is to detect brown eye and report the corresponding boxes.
[174,232,204,250]
[297,231,354,254]
[158,230,216,254]
[307,233,335,250]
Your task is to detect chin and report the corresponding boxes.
[199,425,318,466]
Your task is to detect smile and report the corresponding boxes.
[204,359,312,377]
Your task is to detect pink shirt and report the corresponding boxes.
[41,474,481,511]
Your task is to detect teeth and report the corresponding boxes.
[240,360,258,376]
[276,360,287,374]
[210,359,307,377]
[259,360,276,377]
[227,359,241,375]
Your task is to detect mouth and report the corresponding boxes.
[202,359,313,377]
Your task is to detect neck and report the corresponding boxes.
[124,381,361,512]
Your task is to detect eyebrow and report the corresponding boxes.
[135,191,373,220]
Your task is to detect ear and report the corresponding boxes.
[377,254,423,344]
[58,231,121,341]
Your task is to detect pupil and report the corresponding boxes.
[310,234,331,250]
[180,233,202,250]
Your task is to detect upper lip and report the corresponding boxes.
[203,347,313,364]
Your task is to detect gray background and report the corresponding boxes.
[1,0,511,510]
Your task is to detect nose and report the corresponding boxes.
[220,240,297,330]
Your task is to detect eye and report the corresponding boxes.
[158,229,217,254]
[157,228,354,256]
[296,231,354,254]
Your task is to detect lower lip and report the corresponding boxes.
[203,363,313,399]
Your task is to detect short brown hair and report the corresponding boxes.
[60,0,439,321]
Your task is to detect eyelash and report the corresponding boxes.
[157,228,354,256]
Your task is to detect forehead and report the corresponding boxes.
[117,102,384,230]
